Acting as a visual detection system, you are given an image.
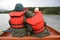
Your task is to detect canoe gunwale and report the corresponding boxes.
[0,25,60,40]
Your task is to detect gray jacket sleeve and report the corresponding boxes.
[24,10,34,32]
[25,10,35,18]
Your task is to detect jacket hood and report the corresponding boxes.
[14,3,24,11]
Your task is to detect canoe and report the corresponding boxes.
[0,25,60,40]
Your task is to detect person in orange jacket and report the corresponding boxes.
[9,3,34,37]
[9,3,27,37]
[26,7,50,37]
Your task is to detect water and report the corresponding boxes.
[44,15,60,32]
[0,13,10,35]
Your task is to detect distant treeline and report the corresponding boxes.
[0,11,13,13]
[0,7,60,15]
[28,7,60,15]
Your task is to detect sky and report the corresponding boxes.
[0,0,60,10]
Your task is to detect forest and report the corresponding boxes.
[0,7,60,15]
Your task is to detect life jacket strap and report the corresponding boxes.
[34,26,45,34]
[11,24,24,29]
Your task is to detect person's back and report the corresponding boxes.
[9,3,27,37]
[26,7,50,37]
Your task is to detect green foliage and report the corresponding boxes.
[1,7,60,15]
[27,7,60,15]
[43,7,60,15]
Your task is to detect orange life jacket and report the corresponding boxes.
[26,11,45,34]
[9,12,25,28]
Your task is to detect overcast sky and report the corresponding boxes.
[0,0,60,10]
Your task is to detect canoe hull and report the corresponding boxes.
[0,26,60,40]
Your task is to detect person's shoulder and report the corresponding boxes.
[26,10,33,13]
[9,11,16,16]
